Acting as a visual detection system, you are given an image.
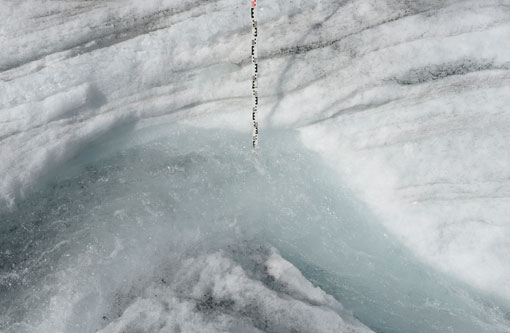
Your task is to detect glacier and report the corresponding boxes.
[1,0,510,332]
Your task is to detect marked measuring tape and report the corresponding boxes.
[251,0,259,148]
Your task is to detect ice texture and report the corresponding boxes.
[1,126,508,332]
[1,0,510,332]
[99,249,372,333]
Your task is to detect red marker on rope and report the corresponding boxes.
[251,0,259,148]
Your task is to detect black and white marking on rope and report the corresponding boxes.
[251,0,259,149]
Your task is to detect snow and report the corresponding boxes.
[97,250,372,333]
[1,0,510,332]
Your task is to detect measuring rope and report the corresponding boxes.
[251,0,259,149]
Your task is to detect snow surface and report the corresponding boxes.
[1,0,510,332]
[98,249,371,333]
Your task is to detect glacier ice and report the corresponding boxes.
[1,126,508,332]
[1,0,510,332]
